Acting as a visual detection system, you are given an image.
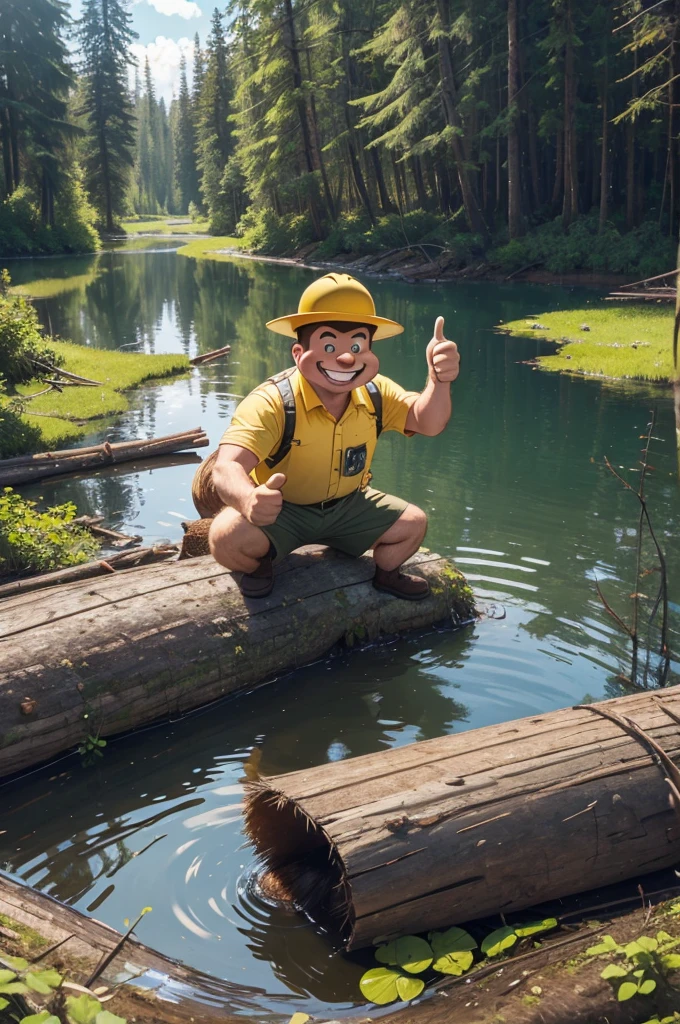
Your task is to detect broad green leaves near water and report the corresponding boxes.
[359,967,423,1005]
[375,935,433,974]
[480,926,518,957]
[429,926,477,976]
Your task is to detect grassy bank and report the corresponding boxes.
[3,342,189,453]
[122,215,210,236]
[176,236,241,260]
[499,305,675,382]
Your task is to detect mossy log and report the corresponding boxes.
[245,685,680,950]
[0,546,473,779]
[0,874,270,1023]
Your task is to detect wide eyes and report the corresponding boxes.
[350,342,362,353]
[324,343,335,353]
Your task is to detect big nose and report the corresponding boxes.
[336,352,356,367]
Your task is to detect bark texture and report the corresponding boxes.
[0,547,473,778]
[246,687,680,949]
[0,874,265,1023]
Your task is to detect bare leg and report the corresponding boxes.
[372,504,428,571]
[209,507,270,573]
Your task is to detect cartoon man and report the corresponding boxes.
[208,273,459,599]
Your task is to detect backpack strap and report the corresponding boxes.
[264,368,297,468]
[365,380,383,437]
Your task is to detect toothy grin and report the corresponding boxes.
[318,363,365,383]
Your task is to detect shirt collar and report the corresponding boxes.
[297,369,371,412]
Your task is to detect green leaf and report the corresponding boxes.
[2,956,28,970]
[359,967,400,1005]
[395,974,424,1001]
[617,981,639,1001]
[25,969,62,994]
[95,1013,128,1024]
[432,950,474,976]
[636,936,658,953]
[375,936,432,974]
[514,918,558,938]
[66,993,102,1024]
[661,953,680,969]
[481,926,518,957]
[0,998,8,1011]
[586,935,621,955]
[429,926,477,957]
[21,1014,61,1024]
[600,964,628,979]
[0,982,29,994]
[638,978,656,995]
[656,931,673,943]
[375,943,397,966]
[0,970,16,985]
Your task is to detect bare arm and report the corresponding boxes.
[213,444,285,525]
[405,316,459,437]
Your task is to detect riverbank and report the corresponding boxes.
[2,342,189,454]
[498,305,675,382]
[121,215,210,236]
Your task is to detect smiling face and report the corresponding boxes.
[291,321,379,394]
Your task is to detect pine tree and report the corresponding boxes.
[78,0,137,230]
[196,9,235,229]
[174,54,200,213]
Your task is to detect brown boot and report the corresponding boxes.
[373,565,430,601]
[239,552,274,598]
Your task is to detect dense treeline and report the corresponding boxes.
[2,0,680,272]
[169,0,680,274]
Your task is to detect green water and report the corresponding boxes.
[1,243,679,1018]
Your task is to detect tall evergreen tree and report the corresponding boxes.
[78,0,137,230]
[174,54,200,213]
[196,10,235,229]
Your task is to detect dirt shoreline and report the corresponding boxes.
[194,242,636,290]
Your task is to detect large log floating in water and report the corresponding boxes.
[245,685,680,950]
[0,428,209,486]
[0,547,473,778]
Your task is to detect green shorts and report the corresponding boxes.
[261,487,409,563]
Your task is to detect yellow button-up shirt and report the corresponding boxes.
[220,368,417,505]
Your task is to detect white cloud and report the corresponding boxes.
[146,0,202,19]
[130,36,195,103]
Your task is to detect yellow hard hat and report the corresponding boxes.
[266,273,403,341]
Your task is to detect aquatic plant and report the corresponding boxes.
[359,917,557,1005]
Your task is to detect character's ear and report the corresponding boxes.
[291,342,304,363]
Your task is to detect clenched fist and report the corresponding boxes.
[245,472,286,526]
[426,316,459,384]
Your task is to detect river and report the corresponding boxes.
[1,241,679,1018]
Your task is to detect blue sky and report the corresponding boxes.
[69,0,216,102]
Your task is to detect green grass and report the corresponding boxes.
[499,304,675,382]
[176,236,242,260]
[121,215,210,236]
[3,342,190,453]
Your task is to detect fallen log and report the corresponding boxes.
[245,685,680,950]
[0,547,473,778]
[0,874,278,1024]
[0,544,179,599]
[73,514,142,547]
[189,344,231,365]
[0,429,209,486]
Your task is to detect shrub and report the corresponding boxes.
[0,388,42,458]
[237,207,315,254]
[0,488,100,577]
[0,167,100,258]
[0,271,61,388]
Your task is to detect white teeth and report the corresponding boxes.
[324,369,357,382]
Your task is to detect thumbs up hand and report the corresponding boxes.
[426,316,459,384]
[245,472,286,526]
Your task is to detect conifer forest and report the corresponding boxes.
[2,0,680,274]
